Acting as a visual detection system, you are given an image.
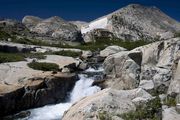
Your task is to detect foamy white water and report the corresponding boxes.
[85,67,104,72]
[25,68,102,120]
[70,74,101,103]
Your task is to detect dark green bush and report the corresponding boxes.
[0,30,151,52]
[27,62,59,71]
[98,111,112,120]
[163,96,176,107]
[119,97,162,120]
[175,32,180,37]
[52,50,82,57]
[22,53,46,59]
[0,52,24,63]
[73,37,150,51]
[12,37,52,46]
[0,30,11,40]
[0,52,46,63]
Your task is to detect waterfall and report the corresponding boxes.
[70,74,101,103]
[25,67,102,120]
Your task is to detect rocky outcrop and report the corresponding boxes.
[103,51,141,90]
[135,38,180,94]
[81,50,93,59]
[0,19,30,37]
[0,72,78,116]
[81,4,180,41]
[0,55,81,85]
[168,59,180,95]
[82,28,115,43]
[62,88,152,120]
[100,45,127,57]
[162,107,180,120]
[103,37,180,94]
[0,51,86,117]
[22,16,42,31]
[22,16,82,42]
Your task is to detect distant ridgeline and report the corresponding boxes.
[0,4,179,51]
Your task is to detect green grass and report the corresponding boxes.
[0,30,151,51]
[0,52,25,63]
[0,30,13,40]
[97,111,112,120]
[12,37,54,46]
[52,50,82,57]
[175,32,180,37]
[73,37,150,51]
[0,52,46,63]
[119,97,162,120]
[27,62,59,71]
[163,96,176,107]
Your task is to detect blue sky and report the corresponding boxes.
[0,0,179,22]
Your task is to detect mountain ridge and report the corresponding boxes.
[81,4,180,41]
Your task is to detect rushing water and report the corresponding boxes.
[21,67,103,120]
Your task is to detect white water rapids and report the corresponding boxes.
[24,67,103,120]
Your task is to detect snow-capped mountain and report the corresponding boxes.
[81,4,180,41]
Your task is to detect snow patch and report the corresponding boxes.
[81,17,108,34]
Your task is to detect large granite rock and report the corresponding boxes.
[62,88,152,120]
[81,4,180,41]
[100,45,127,57]
[0,72,78,116]
[103,51,141,90]
[22,16,82,42]
[168,60,180,95]
[22,16,42,31]
[0,53,83,117]
[103,37,180,96]
[82,28,114,43]
[133,38,180,94]
[81,50,93,59]
[0,54,82,84]
[162,107,180,120]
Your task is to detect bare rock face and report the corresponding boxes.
[0,19,30,36]
[0,72,78,117]
[168,60,180,95]
[22,16,42,31]
[0,54,85,116]
[62,88,152,120]
[81,50,93,59]
[22,16,82,42]
[162,107,180,120]
[100,45,127,57]
[83,28,114,43]
[133,38,180,94]
[103,51,141,90]
[103,37,180,95]
[81,4,180,41]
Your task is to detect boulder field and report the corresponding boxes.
[0,54,85,117]
[62,37,180,120]
[0,3,179,119]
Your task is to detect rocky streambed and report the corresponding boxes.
[1,37,180,120]
[2,66,103,120]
